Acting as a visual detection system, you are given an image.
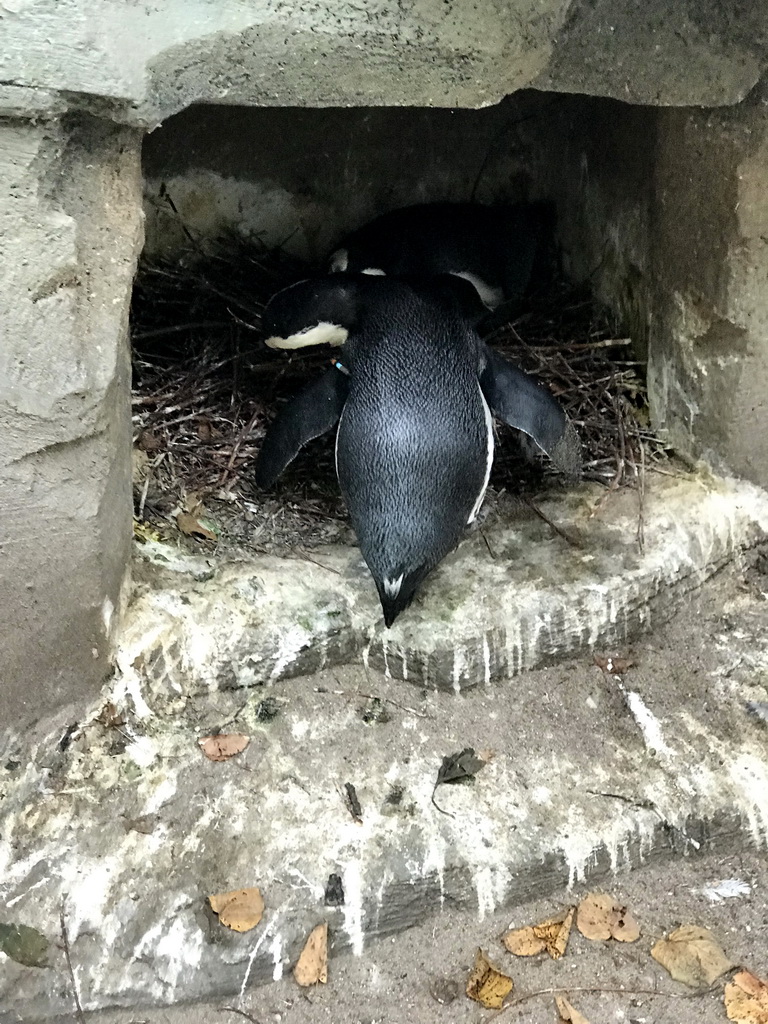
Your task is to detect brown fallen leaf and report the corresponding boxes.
[198,733,249,761]
[96,701,126,728]
[177,511,217,543]
[593,654,634,675]
[466,948,514,1009]
[556,994,591,1024]
[577,892,640,943]
[137,430,162,452]
[123,813,158,835]
[208,887,264,933]
[503,906,575,960]
[133,518,162,544]
[725,969,768,1023]
[293,922,328,986]
[651,924,733,987]
[196,417,217,442]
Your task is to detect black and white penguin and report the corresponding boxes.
[256,274,581,627]
[328,202,548,316]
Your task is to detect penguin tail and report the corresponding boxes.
[376,567,429,628]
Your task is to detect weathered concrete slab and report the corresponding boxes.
[1,1,766,126]
[1,516,768,1016]
[116,471,768,700]
[0,114,142,731]
[1,469,768,1015]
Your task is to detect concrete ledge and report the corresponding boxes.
[1,586,768,1014]
[116,471,768,702]
[1,470,768,1015]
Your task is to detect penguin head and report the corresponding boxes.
[262,276,363,351]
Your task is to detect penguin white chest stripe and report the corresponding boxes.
[467,385,494,525]
[450,271,504,311]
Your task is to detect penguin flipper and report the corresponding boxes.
[254,367,350,489]
[479,346,582,477]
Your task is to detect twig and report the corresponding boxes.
[636,431,646,555]
[480,529,497,559]
[585,789,660,814]
[218,1008,263,1024]
[132,321,231,340]
[59,904,86,1024]
[322,682,431,719]
[521,496,581,547]
[293,550,343,575]
[491,983,703,1017]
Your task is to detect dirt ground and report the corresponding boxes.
[46,849,767,1024]
[29,555,768,1024]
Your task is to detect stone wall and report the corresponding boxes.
[141,97,540,260]
[524,87,768,482]
[0,113,143,731]
[1,1,765,125]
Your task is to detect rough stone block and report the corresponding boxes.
[0,115,143,731]
[0,2,766,125]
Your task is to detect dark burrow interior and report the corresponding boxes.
[130,93,670,556]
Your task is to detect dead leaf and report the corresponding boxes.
[208,887,264,933]
[96,701,126,728]
[577,893,640,943]
[0,922,50,968]
[556,994,592,1023]
[196,418,217,442]
[137,430,162,452]
[725,970,768,1023]
[123,813,158,835]
[293,923,328,986]
[503,906,575,960]
[437,747,488,784]
[465,948,514,1009]
[651,924,733,987]
[432,747,489,816]
[133,518,162,544]
[594,654,634,675]
[177,511,217,543]
[198,733,249,761]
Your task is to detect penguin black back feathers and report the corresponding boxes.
[257,274,491,626]
[329,202,548,313]
[255,274,581,627]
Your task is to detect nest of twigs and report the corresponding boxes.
[130,235,669,553]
